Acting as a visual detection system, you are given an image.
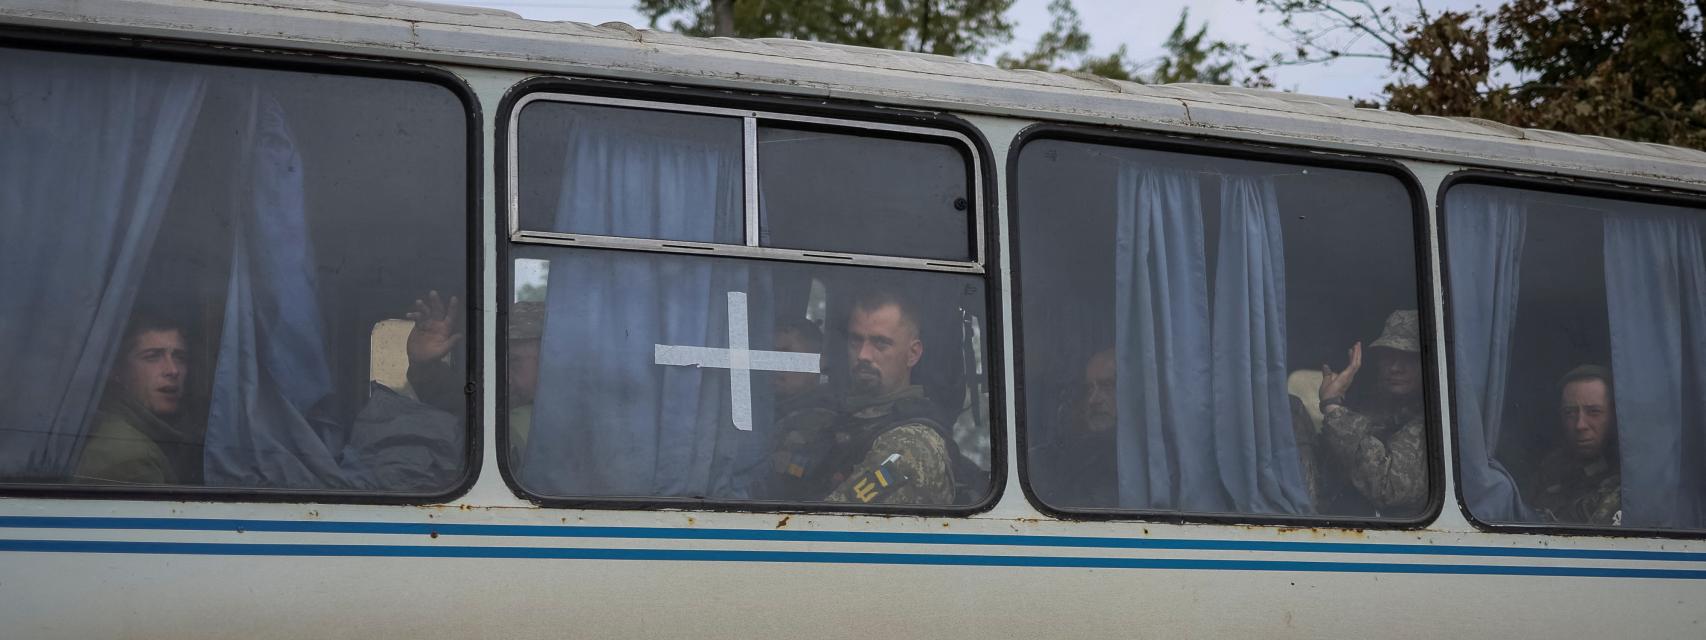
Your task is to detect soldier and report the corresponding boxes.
[768,288,955,505]
[407,291,544,463]
[1525,365,1621,525]
[771,316,827,412]
[763,316,838,501]
[1316,309,1427,515]
[1029,348,1118,507]
[75,310,204,485]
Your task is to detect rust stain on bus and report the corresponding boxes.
[1271,526,1366,539]
[775,516,791,528]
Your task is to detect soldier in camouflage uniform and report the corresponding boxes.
[763,317,838,501]
[767,290,955,505]
[1525,365,1621,525]
[1316,310,1427,515]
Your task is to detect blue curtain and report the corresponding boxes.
[1114,167,1219,510]
[1113,167,1311,513]
[519,110,770,498]
[0,51,205,480]
[1444,187,1534,523]
[203,91,463,491]
[204,90,344,488]
[1604,212,1706,529]
[1211,176,1311,514]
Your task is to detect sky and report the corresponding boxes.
[448,0,1489,102]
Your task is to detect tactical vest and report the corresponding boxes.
[809,395,980,503]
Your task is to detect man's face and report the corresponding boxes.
[1561,379,1615,460]
[1375,349,1423,398]
[1082,350,1116,433]
[846,303,922,397]
[771,328,820,400]
[508,339,541,405]
[115,329,188,417]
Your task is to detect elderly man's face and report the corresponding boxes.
[846,303,921,397]
[1561,379,1615,460]
[1082,350,1116,433]
[1375,349,1422,397]
[116,329,188,417]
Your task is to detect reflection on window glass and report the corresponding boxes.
[0,48,469,493]
[516,101,744,243]
[1016,139,1426,519]
[1447,183,1706,531]
[509,249,993,507]
[759,126,973,260]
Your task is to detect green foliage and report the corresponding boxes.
[635,0,1017,57]
[1251,0,1706,150]
[996,0,1261,85]
[1148,9,1250,85]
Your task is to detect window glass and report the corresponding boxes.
[514,100,976,262]
[1016,138,1427,519]
[759,125,973,261]
[508,249,994,507]
[515,101,744,243]
[1446,182,1706,532]
[0,48,469,493]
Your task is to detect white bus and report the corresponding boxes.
[2,0,1705,637]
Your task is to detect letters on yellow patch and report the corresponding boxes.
[854,477,878,502]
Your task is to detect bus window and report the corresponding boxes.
[1014,137,1430,521]
[1445,182,1706,533]
[515,101,744,244]
[0,47,471,495]
[758,125,974,261]
[506,95,993,510]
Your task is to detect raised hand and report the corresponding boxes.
[1319,341,1363,402]
[406,290,463,365]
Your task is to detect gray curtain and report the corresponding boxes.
[1113,167,1310,513]
[1604,211,1706,529]
[0,51,205,480]
[519,108,772,499]
[1444,186,1534,523]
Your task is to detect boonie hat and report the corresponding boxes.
[1368,309,1420,353]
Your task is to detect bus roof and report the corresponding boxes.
[7,0,1705,188]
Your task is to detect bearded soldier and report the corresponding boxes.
[767,289,954,505]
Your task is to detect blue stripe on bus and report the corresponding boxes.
[1,515,1701,563]
[2,538,1703,580]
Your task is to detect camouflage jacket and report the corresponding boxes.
[763,387,842,501]
[769,385,954,505]
[1526,448,1621,526]
[1320,402,1426,513]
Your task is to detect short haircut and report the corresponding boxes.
[774,315,823,352]
[118,308,186,355]
[849,287,920,338]
[1560,364,1615,404]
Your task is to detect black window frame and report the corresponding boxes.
[495,76,1006,516]
[0,28,486,505]
[1007,123,1445,529]
[1439,169,1706,540]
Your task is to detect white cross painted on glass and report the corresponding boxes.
[653,291,821,431]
